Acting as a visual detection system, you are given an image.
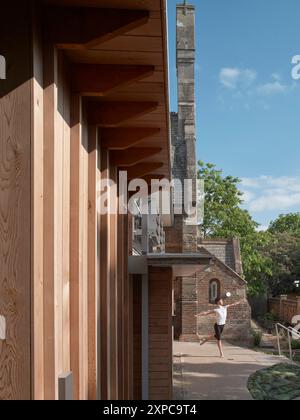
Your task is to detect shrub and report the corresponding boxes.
[252,329,263,347]
[291,339,300,350]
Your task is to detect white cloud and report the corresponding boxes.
[256,225,269,232]
[240,176,300,213]
[249,193,300,212]
[256,81,289,96]
[242,190,255,203]
[219,68,257,89]
[271,73,281,81]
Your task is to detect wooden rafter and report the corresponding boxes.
[122,162,164,180]
[44,6,149,49]
[100,127,161,150]
[71,64,154,96]
[110,147,162,167]
[142,174,166,184]
[88,101,158,127]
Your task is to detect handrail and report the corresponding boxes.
[275,323,300,362]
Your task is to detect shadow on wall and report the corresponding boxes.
[0,3,34,99]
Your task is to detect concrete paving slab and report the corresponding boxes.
[173,341,291,400]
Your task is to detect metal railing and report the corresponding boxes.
[275,323,300,362]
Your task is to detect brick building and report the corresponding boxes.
[173,239,251,343]
[196,239,251,343]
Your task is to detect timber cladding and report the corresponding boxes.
[132,275,142,400]
[0,2,32,400]
[148,267,173,400]
[0,0,171,400]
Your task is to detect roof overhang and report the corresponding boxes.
[129,253,212,276]
[44,0,171,181]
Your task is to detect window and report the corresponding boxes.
[209,279,220,304]
[0,55,6,80]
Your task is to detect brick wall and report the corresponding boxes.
[165,215,183,253]
[196,260,251,342]
[199,238,243,275]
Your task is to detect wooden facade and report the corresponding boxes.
[0,0,172,400]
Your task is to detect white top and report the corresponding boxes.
[214,306,228,326]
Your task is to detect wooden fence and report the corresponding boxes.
[268,295,300,324]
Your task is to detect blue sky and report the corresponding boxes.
[167,0,300,229]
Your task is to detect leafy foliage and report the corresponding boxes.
[198,161,300,296]
[269,213,300,236]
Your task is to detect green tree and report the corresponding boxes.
[197,161,246,236]
[198,162,300,296]
[268,213,300,236]
[259,231,300,296]
[262,214,300,295]
[198,161,269,295]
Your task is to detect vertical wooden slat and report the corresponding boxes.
[61,57,71,375]
[70,94,82,400]
[128,272,134,399]
[109,165,118,400]
[43,44,57,400]
[148,267,173,400]
[100,149,109,400]
[55,50,64,392]
[132,276,142,400]
[70,95,90,400]
[0,83,31,399]
[88,126,98,400]
[32,3,44,400]
[81,110,89,400]
[124,215,133,400]
[117,211,125,399]
[43,47,71,400]
[96,138,102,400]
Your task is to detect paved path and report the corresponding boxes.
[173,341,289,400]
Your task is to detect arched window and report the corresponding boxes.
[209,279,220,304]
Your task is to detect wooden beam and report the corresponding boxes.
[71,64,154,97]
[88,101,158,127]
[110,148,162,167]
[100,127,161,150]
[44,7,149,49]
[142,174,166,184]
[123,162,164,180]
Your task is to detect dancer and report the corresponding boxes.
[195,297,245,358]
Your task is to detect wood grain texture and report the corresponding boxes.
[70,94,90,400]
[81,109,89,400]
[0,81,32,400]
[60,55,71,376]
[99,149,109,400]
[70,94,82,400]
[109,165,118,400]
[148,267,173,400]
[87,126,98,400]
[43,44,57,400]
[32,8,45,400]
[132,275,142,400]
